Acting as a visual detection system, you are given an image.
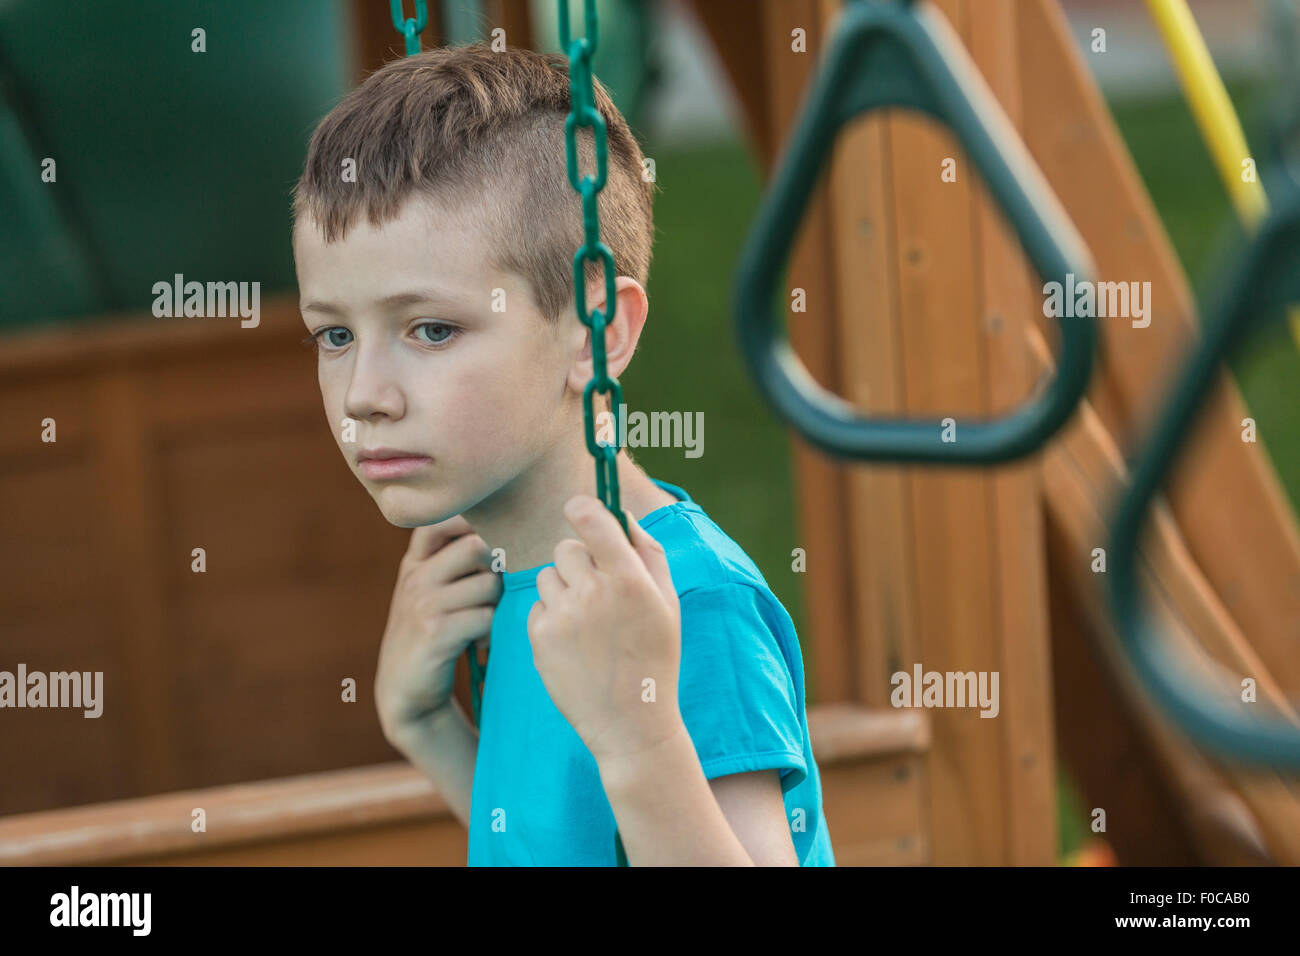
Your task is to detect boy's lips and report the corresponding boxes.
[357,447,432,480]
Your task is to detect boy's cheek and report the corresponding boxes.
[433,379,517,451]
[317,391,350,452]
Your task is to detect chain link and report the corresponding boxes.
[564,0,630,540]
[390,0,428,56]
[560,0,632,866]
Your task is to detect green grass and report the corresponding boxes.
[633,78,1298,864]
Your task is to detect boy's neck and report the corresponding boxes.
[462,445,678,576]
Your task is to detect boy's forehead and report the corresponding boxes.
[296,196,482,256]
[294,197,505,296]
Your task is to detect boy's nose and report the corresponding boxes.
[344,344,405,421]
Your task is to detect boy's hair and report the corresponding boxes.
[292,43,656,325]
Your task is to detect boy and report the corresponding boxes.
[291,43,834,866]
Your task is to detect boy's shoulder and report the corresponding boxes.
[641,487,779,606]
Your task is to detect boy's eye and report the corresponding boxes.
[301,322,458,353]
[322,328,353,349]
[416,321,458,346]
[302,327,353,351]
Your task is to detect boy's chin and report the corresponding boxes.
[368,485,456,528]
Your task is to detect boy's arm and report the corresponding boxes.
[597,721,800,866]
[530,496,804,865]
[390,699,478,829]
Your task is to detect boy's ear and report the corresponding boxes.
[567,276,648,390]
[602,276,650,372]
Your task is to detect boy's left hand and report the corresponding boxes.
[527,494,683,766]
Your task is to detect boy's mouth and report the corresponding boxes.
[357,447,433,480]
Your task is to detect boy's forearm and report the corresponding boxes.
[596,719,755,866]
[391,699,478,829]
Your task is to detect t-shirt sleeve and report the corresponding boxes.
[675,580,809,793]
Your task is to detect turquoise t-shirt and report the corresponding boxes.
[467,477,835,866]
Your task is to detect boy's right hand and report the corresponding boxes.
[375,514,502,748]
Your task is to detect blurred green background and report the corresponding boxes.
[3,0,1294,863]
[0,0,656,330]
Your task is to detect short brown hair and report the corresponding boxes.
[292,43,656,324]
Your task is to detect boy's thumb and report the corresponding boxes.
[624,509,674,597]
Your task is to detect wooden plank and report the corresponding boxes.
[832,832,929,866]
[824,36,917,713]
[807,704,930,761]
[0,762,458,866]
[874,0,1006,864]
[966,0,1058,866]
[0,705,924,865]
[811,708,930,864]
[820,755,929,865]
[128,822,466,866]
[94,372,180,795]
[1018,0,1300,691]
[0,300,302,380]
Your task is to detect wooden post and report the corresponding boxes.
[695,0,1060,863]
[965,0,1060,866]
[845,0,1056,864]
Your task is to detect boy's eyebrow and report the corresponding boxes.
[300,288,464,315]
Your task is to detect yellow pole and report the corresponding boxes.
[1144,0,1300,350]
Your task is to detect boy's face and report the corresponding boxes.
[293,195,585,527]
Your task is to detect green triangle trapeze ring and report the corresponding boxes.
[733,0,1097,464]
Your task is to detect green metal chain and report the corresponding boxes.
[561,0,631,542]
[390,0,428,56]
[392,1,633,866]
[559,0,633,869]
